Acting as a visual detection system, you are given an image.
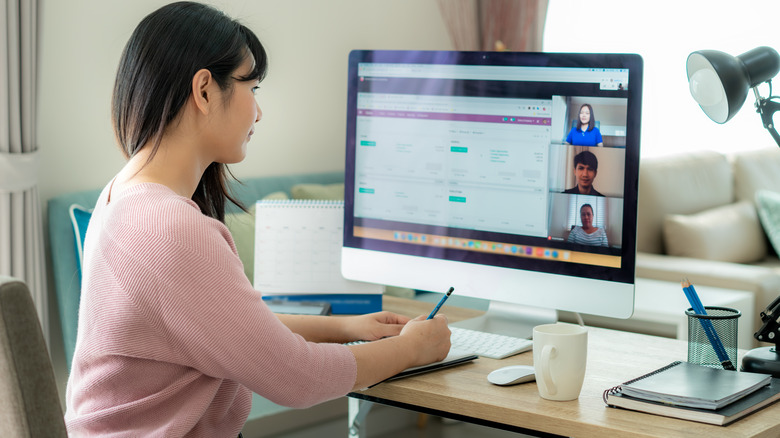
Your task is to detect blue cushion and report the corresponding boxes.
[68,204,92,282]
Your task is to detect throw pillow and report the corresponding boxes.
[291,183,344,200]
[68,204,93,282]
[69,190,289,286]
[225,204,256,283]
[663,201,766,263]
[756,190,780,256]
[225,191,289,283]
[260,191,289,201]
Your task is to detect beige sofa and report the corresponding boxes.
[636,147,780,339]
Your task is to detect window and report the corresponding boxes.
[544,0,780,157]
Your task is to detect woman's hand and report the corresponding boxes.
[398,314,452,366]
[347,313,452,389]
[341,311,412,342]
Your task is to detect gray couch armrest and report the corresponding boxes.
[636,252,780,336]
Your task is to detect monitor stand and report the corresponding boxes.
[450,300,557,339]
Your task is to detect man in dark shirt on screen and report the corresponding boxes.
[563,150,604,196]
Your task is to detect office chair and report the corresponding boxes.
[0,276,67,437]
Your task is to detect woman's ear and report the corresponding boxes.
[192,68,214,114]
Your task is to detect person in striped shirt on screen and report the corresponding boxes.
[567,203,609,247]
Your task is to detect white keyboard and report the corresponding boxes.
[449,326,533,359]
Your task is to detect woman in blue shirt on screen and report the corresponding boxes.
[565,103,603,146]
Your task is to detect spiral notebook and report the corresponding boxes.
[253,200,382,314]
[603,361,780,425]
[603,361,770,410]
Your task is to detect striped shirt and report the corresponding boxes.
[567,226,609,247]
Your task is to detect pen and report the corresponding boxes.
[681,279,736,371]
[427,287,454,319]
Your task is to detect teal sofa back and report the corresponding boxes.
[47,171,344,370]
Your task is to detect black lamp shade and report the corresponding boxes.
[687,46,780,124]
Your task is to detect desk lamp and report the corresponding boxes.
[743,296,780,377]
[687,46,780,146]
[687,46,780,377]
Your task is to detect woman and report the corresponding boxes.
[567,203,609,247]
[64,3,451,436]
[565,103,604,146]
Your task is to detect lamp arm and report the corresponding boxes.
[754,294,780,348]
[755,95,780,147]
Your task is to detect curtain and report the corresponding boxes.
[437,0,549,52]
[0,0,46,344]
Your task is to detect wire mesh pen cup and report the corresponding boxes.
[686,306,740,369]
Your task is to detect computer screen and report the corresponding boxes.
[342,50,642,336]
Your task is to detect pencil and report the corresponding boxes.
[681,279,735,371]
[427,287,454,320]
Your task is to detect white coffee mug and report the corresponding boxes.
[532,323,588,401]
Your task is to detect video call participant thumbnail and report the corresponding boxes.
[565,103,603,147]
[563,150,603,197]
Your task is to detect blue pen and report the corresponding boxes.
[682,280,736,371]
[427,287,454,319]
[684,281,733,369]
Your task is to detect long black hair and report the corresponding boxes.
[112,1,267,221]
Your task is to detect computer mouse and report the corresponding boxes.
[487,365,536,386]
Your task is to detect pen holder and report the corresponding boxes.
[686,306,740,369]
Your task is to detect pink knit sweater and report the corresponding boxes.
[64,183,357,437]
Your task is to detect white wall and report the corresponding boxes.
[37,0,452,204]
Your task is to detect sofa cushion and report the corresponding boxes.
[70,193,287,287]
[734,148,780,204]
[756,190,780,256]
[68,204,92,282]
[225,205,257,282]
[663,201,766,263]
[227,191,289,282]
[49,172,343,373]
[291,183,344,200]
[637,151,733,254]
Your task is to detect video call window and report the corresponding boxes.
[544,94,628,254]
[349,59,635,271]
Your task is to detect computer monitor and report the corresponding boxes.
[341,50,642,338]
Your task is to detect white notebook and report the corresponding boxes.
[253,199,383,296]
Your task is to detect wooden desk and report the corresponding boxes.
[347,296,780,438]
